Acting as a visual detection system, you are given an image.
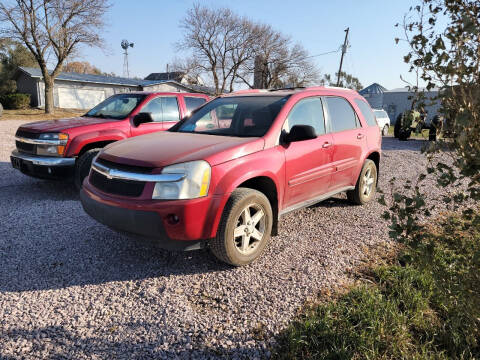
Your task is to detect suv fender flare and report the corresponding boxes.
[359,150,381,183]
[207,170,282,239]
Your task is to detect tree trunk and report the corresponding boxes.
[44,76,54,114]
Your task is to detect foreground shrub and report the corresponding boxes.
[275,214,480,359]
[0,93,31,109]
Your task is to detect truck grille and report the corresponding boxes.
[90,169,146,197]
[16,141,36,154]
[15,129,41,139]
[15,129,40,154]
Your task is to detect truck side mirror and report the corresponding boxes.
[285,125,317,143]
[133,112,154,127]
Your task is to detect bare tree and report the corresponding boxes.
[320,71,363,90]
[237,24,319,89]
[0,0,110,113]
[177,4,259,94]
[63,61,102,75]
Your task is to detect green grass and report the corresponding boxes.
[387,125,430,139]
[274,214,480,359]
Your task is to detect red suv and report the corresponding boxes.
[81,87,381,266]
[10,92,209,188]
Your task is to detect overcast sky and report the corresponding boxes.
[78,0,421,90]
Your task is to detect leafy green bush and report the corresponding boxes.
[275,214,480,359]
[0,93,31,109]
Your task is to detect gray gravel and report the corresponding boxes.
[0,120,439,359]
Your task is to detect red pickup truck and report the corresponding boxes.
[10,92,210,188]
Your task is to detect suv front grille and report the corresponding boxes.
[90,169,146,197]
[95,158,154,174]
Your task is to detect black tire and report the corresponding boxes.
[428,126,437,141]
[382,125,389,136]
[74,148,100,190]
[210,188,273,266]
[393,116,402,138]
[347,159,378,205]
[398,128,411,141]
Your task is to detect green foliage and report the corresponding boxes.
[0,40,37,95]
[275,214,480,359]
[0,93,31,109]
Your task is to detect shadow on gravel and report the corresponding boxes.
[381,136,428,151]
[0,224,230,292]
[0,161,230,293]
[308,197,352,209]
[0,323,250,359]
[0,161,78,202]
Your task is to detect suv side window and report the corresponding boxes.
[324,97,358,132]
[184,96,207,113]
[162,97,180,122]
[140,97,163,122]
[283,97,325,135]
[355,99,377,126]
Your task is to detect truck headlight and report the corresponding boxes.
[36,133,68,156]
[152,160,211,200]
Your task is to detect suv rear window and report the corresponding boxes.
[184,97,207,113]
[355,99,377,127]
[324,97,358,132]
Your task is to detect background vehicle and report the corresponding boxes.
[10,92,209,189]
[0,102,3,118]
[373,109,391,136]
[81,87,381,266]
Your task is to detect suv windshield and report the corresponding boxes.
[174,96,289,137]
[85,94,146,120]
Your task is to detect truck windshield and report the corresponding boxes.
[173,95,290,137]
[85,94,146,120]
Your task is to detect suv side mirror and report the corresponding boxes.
[133,112,154,127]
[286,125,317,143]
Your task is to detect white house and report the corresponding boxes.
[15,67,214,110]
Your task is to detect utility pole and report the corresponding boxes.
[336,27,349,87]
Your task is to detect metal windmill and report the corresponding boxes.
[121,39,134,78]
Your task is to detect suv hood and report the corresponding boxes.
[99,131,265,168]
[18,117,116,133]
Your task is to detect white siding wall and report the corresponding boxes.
[37,80,139,109]
[382,91,441,124]
[142,83,186,92]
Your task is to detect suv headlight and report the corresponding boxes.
[152,160,211,200]
[36,133,68,156]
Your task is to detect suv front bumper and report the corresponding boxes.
[79,186,226,251]
[10,150,75,179]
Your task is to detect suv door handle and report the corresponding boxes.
[357,134,365,139]
[322,142,332,148]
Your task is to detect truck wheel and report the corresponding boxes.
[382,125,389,136]
[398,128,411,141]
[74,148,101,190]
[347,159,377,205]
[393,119,401,138]
[210,188,273,266]
[428,126,437,141]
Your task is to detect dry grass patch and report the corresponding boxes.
[1,108,84,121]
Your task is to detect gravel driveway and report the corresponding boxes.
[0,120,434,359]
